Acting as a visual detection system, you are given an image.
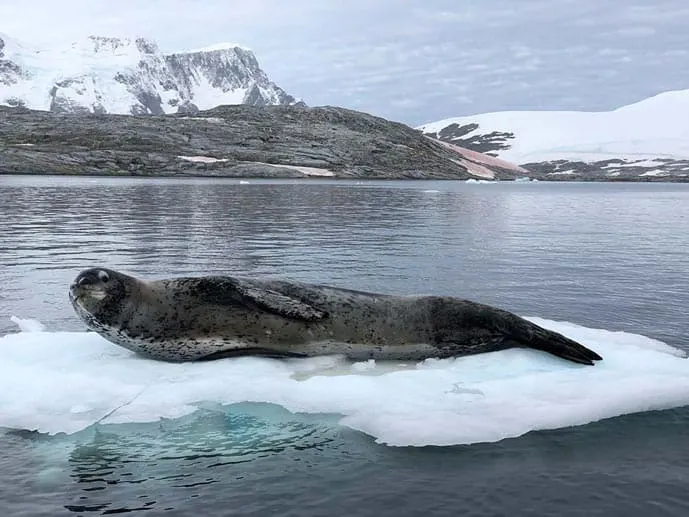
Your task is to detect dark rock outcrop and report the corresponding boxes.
[426,122,515,156]
[0,104,527,179]
[419,103,689,182]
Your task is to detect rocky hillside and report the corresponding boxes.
[0,34,302,115]
[0,104,528,179]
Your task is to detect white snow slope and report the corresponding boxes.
[0,33,301,115]
[418,90,689,164]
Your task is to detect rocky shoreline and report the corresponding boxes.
[420,120,689,183]
[519,158,689,182]
[0,105,529,180]
[1,104,686,182]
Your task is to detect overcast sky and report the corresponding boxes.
[2,0,688,124]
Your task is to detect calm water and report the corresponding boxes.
[1,176,688,516]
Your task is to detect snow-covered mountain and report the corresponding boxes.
[0,33,302,115]
[418,90,689,180]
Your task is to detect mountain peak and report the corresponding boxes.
[184,42,252,54]
[0,33,302,114]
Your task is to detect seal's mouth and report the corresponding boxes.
[70,284,107,302]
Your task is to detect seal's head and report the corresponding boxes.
[69,267,128,330]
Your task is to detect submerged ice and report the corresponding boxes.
[1,316,688,447]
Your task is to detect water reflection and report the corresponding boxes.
[6,404,689,517]
[58,405,342,514]
[1,177,688,348]
[1,176,689,516]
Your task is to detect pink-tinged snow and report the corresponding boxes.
[248,162,335,177]
[176,158,335,177]
[429,137,530,178]
[418,89,689,164]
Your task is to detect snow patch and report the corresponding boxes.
[249,162,335,177]
[466,178,497,184]
[289,166,336,177]
[186,42,252,53]
[178,155,229,164]
[611,159,666,168]
[182,73,247,111]
[430,137,529,175]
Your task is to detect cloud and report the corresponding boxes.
[2,0,689,124]
[614,26,657,37]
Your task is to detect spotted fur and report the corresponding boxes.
[69,267,603,365]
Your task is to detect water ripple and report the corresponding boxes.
[2,177,689,516]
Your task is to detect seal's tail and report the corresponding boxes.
[517,322,602,365]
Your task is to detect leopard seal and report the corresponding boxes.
[68,267,602,365]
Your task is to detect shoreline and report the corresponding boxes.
[2,172,688,183]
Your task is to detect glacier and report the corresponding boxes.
[418,89,689,166]
[0,33,302,115]
[1,316,688,447]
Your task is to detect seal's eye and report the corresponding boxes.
[98,270,110,283]
[78,275,94,286]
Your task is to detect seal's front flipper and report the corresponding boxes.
[196,347,309,361]
[187,276,328,321]
[234,282,328,321]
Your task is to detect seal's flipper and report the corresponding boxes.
[516,325,602,366]
[185,277,328,321]
[233,283,328,321]
[196,347,309,361]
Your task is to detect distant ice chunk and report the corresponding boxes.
[9,316,46,333]
[0,316,687,446]
[465,178,497,184]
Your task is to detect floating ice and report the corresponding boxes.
[1,316,687,447]
[9,316,46,333]
[465,178,497,184]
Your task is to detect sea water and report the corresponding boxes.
[1,177,688,516]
